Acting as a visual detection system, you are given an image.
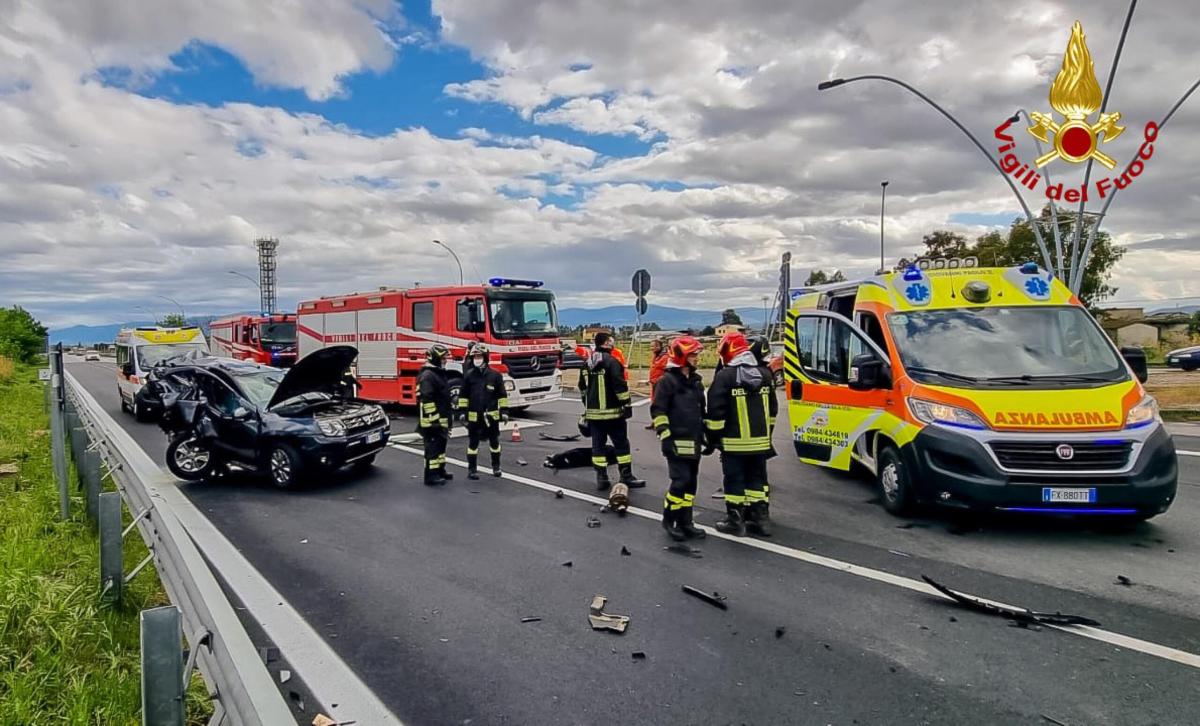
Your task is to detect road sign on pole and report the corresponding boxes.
[632,269,651,297]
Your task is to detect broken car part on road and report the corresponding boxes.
[922,576,1101,627]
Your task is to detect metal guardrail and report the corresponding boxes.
[48,347,294,725]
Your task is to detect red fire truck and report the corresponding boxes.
[296,278,563,409]
[209,314,299,367]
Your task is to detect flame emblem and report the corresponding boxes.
[1027,21,1125,168]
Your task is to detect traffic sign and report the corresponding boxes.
[635,297,648,316]
[632,269,651,298]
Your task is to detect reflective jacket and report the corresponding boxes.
[651,366,706,459]
[417,365,452,430]
[579,349,631,421]
[705,352,778,455]
[458,365,507,425]
[648,353,669,386]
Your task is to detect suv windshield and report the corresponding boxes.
[487,292,558,340]
[231,369,285,408]
[137,343,208,369]
[887,306,1126,387]
[261,322,296,345]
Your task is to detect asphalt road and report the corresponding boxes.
[69,359,1200,725]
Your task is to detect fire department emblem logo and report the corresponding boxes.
[1027,21,1125,169]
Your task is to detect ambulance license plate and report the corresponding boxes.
[1042,487,1096,503]
[365,431,382,444]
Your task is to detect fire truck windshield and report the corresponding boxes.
[261,322,296,345]
[487,291,558,340]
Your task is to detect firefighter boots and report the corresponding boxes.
[746,502,772,537]
[618,464,646,488]
[467,454,480,480]
[491,451,502,477]
[715,503,746,536]
[595,467,612,491]
[661,505,686,542]
[678,507,707,539]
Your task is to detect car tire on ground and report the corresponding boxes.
[508,406,529,416]
[876,444,915,516]
[166,436,218,481]
[1183,363,1198,372]
[132,398,151,423]
[267,443,306,490]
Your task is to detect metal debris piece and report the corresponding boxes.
[922,575,1101,627]
[895,522,929,529]
[632,651,646,660]
[590,595,607,615]
[280,669,292,684]
[664,544,703,558]
[775,627,786,639]
[289,690,305,712]
[521,616,542,623]
[586,516,602,528]
[538,432,582,442]
[589,613,630,633]
[887,549,911,558]
[1116,575,1133,587]
[621,546,631,556]
[300,538,308,544]
[312,715,356,726]
[682,585,728,610]
[555,489,564,499]
[562,561,573,567]
[516,458,528,466]
[260,646,279,664]
[1040,714,1070,726]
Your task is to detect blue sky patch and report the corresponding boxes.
[949,212,1020,227]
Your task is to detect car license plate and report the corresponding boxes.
[365,431,382,444]
[1042,487,1096,503]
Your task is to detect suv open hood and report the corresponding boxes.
[267,345,358,409]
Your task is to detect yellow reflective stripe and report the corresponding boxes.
[659,430,671,440]
[457,398,468,408]
[591,456,609,467]
[616,454,632,465]
[597,375,607,409]
[616,391,631,402]
[723,437,771,452]
[673,441,697,454]
[652,415,669,427]
[704,419,723,431]
[490,446,501,454]
[467,447,478,455]
[735,395,751,440]
[468,412,479,422]
[584,410,623,420]
[724,494,748,504]
[664,493,688,510]
[745,489,766,502]
[422,402,437,412]
[498,398,509,408]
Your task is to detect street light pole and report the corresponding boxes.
[818,75,1054,276]
[432,239,464,286]
[156,295,186,323]
[879,180,889,273]
[227,270,261,289]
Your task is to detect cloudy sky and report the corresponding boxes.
[2,0,1198,328]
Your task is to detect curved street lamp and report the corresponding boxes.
[818,75,1054,275]
[156,295,187,323]
[432,239,465,286]
[227,270,261,289]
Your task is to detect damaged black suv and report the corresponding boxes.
[146,346,390,489]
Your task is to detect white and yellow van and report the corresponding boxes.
[783,262,1177,520]
[115,326,209,420]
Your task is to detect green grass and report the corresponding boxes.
[0,359,212,724]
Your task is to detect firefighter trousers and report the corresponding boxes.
[590,419,632,471]
[421,427,448,475]
[721,453,769,507]
[664,455,699,512]
[467,420,501,461]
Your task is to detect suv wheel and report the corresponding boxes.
[268,444,305,490]
[876,444,915,516]
[166,437,217,481]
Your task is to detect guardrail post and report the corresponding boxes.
[141,605,185,726]
[68,407,86,489]
[99,491,123,603]
[49,346,69,520]
[82,448,102,526]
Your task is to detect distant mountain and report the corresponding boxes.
[49,315,227,345]
[558,304,770,331]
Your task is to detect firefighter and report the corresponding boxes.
[644,338,668,430]
[417,343,454,486]
[705,332,778,536]
[458,343,507,479]
[746,334,776,527]
[652,336,708,541]
[579,332,645,491]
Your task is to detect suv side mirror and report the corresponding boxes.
[849,353,888,391]
[1120,346,1149,384]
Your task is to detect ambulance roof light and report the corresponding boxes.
[1019,262,1040,275]
[962,280,992,304]
[488,277,544,288]
[902,266,923,281]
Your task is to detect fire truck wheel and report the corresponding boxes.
[876,444,915,516]
[267,444,306,490]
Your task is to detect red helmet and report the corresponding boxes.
[668,336,703,368]
[717,332,749,364]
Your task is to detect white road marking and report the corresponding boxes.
[1177,450,1200,457]
[392,443,1200,673]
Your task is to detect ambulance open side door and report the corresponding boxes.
[786,309,899,473]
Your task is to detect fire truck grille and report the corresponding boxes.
[503,354,559,379]
[988,441,1132,471]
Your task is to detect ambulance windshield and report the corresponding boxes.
[887,306,1125,387]
[487,291,558,340]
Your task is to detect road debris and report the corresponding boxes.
[775,627,786,639]
[887,549,911,558]
[280,669,292,684]
[1040,715,1070,726]
[259,646,279,664]
[300,538,309,544]
[555,489,564,499]
[632,651,647,660]
[289,690,305,712]
[608,482,630,514]
[922,575,1101,627]
[586,516,602,528]
[682,585,728,610]
[588,595,630,633]
[312,715,356,726]
[516,458,528,466]
[538,432,582,442]
[561,560,573,567]
[521,616,542,623]
[621,546,631,556]
[664,544,703,558]
[1116,575,1133,587]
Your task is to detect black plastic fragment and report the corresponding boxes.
[922,575,1101,627]
[682,585,728,610]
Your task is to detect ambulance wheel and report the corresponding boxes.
[876,444,915,516]
[132,398,151,423]
[120,394,131,414]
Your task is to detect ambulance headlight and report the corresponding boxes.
[1125,395,1160,429]
[907,398,988,430]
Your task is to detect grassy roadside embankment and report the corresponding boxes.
[0,358,211,723]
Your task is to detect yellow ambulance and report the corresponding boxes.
[782,262,1177,520]
[115,326,209,420]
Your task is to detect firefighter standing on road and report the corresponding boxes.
[418,344,454,486]
[705,332,778,536]
[644,338,668,430]
[580,332,646,491]
[652,336,708,541]
[459,344,507,479]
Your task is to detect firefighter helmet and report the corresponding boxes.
[717,332,750,364]
[472,343,491,363]
[426,343,450,367]
[748,335,770,365]
[668,336,703,368]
